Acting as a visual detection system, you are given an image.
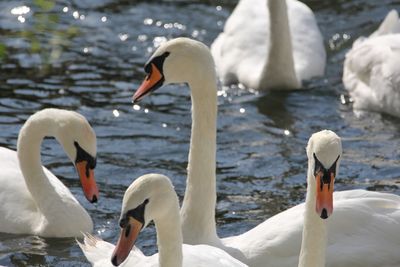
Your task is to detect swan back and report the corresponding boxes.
[343,10,400,118]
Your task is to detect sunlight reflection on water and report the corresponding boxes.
[0,0,399,266]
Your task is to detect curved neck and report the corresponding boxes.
[180,74,219,245]
[259,0,300,89]
[154,197,183,267]
[17,117,66,220]
[298,167,327,267]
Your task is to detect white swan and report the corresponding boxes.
[78,173,248,267]
[0,108,99,237]
[298,130,341,267]
[132,37,400,266]
[211,0,326,90]
[343,10,400,118]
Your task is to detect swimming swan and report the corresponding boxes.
[211,0,326,90]
[78,173,248,267]
[343,10,400,118]
[0,108,99,237]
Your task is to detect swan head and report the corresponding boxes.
[111,173,177,266]
[306,130,342,219]
[48,109,99,203]
[132,37,215,102]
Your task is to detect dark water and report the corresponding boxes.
[0,0,399,266]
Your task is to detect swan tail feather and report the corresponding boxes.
[371,10,400,37]
[76,232,115,265]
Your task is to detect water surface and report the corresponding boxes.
[0,0,399,266]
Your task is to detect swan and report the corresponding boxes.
[0,108,99,237]
[132,37,400,266]
[78,173,248,267]
[210,0,326,90]
[343,9,400,118]
[297,129,341,267]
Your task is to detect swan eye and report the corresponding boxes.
[313,153,323,177]
[313,153,340,189]
[144,62,152,75]
[328,155,340,177]
[74,141,97,170]
[88,157,97,169]
[144,51,170,74]
[314,153,340,177]
[119,217,128,228]
[125,199,149,226]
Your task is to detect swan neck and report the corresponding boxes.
[259,0,300,89]
[154,197,183,267]
[180,76,219,245]
[17,117,67,219]
[298,169,327,267]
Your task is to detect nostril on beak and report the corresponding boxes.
[111,255,118,266]
[320,208,328,219]
[91,195,98,203]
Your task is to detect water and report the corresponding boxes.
[0,0,399,266]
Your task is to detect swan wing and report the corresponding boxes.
[343,34,400,117]
[77,233,148,267]
[222,199,304,267]
[211,0,269,88]
[370,10,400,38]
[288,0,326,80]
[182,244,248,267]
[78,234,248,266]
[326,190,400,267]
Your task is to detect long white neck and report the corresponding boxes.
[17,117,61,212]
[298,167,327,267]
[154,196,184,267]
[259,0,300,90]
[180,72,219,245]
[16,115,82,234]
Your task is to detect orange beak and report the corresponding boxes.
[315,172,334,219]
[132,63,163,103]
[111,217,143,266]
[76,161,99,203]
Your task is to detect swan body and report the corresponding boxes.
[132,38,400,267]
[222,189,400,267]
[78,174,248,267]
[0,108,99,237]
[343,10,400,118]
[211,0,326,90]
